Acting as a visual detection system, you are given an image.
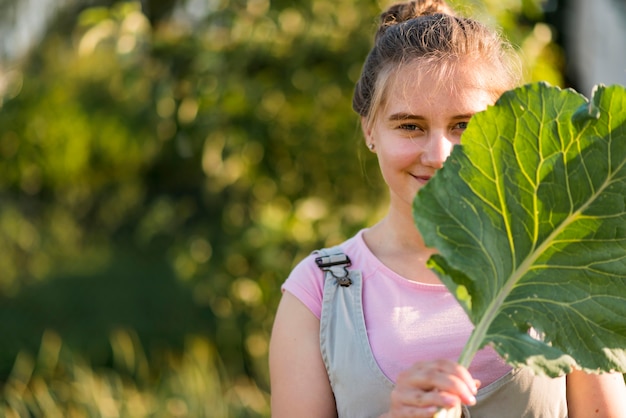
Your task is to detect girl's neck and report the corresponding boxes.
[366,206,433,255]
[364,210,441,283]
[373,204,429,251]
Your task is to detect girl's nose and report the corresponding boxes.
[421,132,453,168]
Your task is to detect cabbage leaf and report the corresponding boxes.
[413,82,626,376]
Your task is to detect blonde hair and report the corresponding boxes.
[353,0,521,127]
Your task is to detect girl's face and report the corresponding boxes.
[363,62,495,215]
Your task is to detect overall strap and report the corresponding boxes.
[314,246,352,287]
[316,246,395,418]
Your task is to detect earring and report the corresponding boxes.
[368,143,375,151]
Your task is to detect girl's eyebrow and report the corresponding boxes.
[388,112,475,121]
[388,113,426,121]
[452,114,475,120]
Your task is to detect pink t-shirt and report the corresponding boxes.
[282,229,511,386]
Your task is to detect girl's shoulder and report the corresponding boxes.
[281,230,369,318]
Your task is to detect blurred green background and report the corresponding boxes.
[0,0,571,416]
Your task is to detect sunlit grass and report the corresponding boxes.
[0,330,269,418]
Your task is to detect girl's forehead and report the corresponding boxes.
[389,61,490,98]
[384,63,495,113]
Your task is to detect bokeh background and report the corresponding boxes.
[0,0,624,416]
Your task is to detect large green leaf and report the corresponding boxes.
[413,82,626,377]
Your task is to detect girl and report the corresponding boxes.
[269,1,626,416]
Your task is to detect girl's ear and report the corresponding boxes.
[361,117,377,153]
[361,116,372,144]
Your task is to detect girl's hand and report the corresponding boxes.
[385,359,479,418]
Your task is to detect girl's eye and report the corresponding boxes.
[398,124,422,131]
[454,121,469,130]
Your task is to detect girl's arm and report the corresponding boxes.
[269,291,337,418]
[566,369,626,417]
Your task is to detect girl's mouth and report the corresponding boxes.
[411,174,431,184]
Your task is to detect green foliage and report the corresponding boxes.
[0,0,386,412]
[414,83,626,376]
[0,0,567,415]
[0,331,265,417]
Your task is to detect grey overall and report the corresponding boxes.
[316,248,568,418]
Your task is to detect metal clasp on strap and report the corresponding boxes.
[315,253,352,287]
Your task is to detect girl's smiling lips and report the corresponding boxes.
[410,173,432,184]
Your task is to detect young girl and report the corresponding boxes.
[269,1,626,417]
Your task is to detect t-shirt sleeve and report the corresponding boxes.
[281,253,325,319]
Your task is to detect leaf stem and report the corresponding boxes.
[457,275,516,368]
[458,317,487,368]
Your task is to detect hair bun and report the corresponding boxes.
[380,0,455,29]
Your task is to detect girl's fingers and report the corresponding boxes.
[388,360,479,417]
[391,405,441,418]
[394,360,478,406]
[392,384,458,408]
